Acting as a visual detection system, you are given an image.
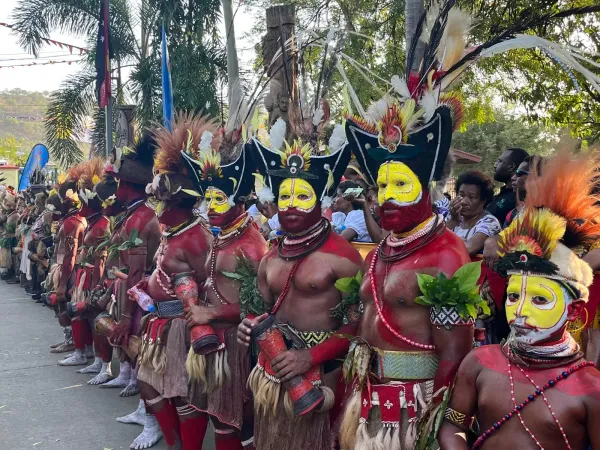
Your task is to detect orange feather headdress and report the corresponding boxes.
[497,150,600,301]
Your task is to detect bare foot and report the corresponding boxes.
[58,350,88,366]
[49,341,63,349]
[120,379,140,397]
[88,363,112,385]
[77,357,102,374]
[130,415,162,449]
[50,342,75,354]
[99,362,131,389]
[117,400,146,426]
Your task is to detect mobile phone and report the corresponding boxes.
[343,187,363,198]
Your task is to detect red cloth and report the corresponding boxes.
[215,432,243,450]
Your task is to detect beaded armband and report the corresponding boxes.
[444,407,474,432]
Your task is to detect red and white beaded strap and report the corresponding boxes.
[369,241,435,351]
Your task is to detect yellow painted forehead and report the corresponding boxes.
[205,187,227,198]
[280,178,315,195]
[376,161,418,181]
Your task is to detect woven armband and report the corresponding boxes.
[444,407,474,432]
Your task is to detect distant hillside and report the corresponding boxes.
[0,89,49,166]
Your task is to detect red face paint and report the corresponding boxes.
[379,190,432,233]
[279,205,322,234]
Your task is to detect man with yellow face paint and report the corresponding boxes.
[340,84,472,450]
[168,113,268,450]
[439,150,600,450]
[237,115,362,450]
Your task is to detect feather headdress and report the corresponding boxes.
[77,158,104,206]
[345,1,600,187]
[496,151,600,301]
[150,112,220,201]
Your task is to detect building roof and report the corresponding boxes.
[450,149,482,164]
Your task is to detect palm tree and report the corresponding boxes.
[11,0,225,168]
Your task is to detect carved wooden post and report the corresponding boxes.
[262,5,297,129]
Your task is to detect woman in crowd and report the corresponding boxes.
[333,180,372,242]
[447,169,501,257]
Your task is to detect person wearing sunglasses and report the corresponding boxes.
[487,147,530,224]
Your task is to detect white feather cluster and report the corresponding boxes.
[328,124,346,153]
[420,88,439,122]
[228,195,236,207]
[366,95,392,122]
[257,186,275,204]
[199,131,214,151]
[321,196,333,210]
[391,75,411,99]
[269,118,286,151]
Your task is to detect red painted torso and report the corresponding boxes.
[261,232,363,333]
[470,345,600,450]
[118,204,159,271]
[146,223,213,303]
[203,224,268,308]
[358,228,470,351]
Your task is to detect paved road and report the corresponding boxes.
[0,281,215,450]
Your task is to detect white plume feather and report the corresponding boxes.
[391,75,411,99]
[420,89,439,122]
[199,131,214,151]
[257,186,275,204]
[321,196,333,210]
[366,95,392,122]
[438,8,472,71]
[269,118,287,151]
[328,124,346,153]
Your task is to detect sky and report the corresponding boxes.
[0,0,256,93]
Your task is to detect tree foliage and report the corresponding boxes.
[11,0,226,168]
[243,0,600,142]
[452,108,558,175]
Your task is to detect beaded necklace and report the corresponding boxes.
[156,216,207,299]
[369,238,435,350]
[207,214,253,305]
[277,218,331,260]
[472,353,595,449]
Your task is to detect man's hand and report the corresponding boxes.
[55,286,67,302]
[236,313,269,347]
[483,237,501,269]
[271,349,313,382]
[110,316,132,347]
[185,305,215,327]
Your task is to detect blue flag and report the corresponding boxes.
[162,24,174,131]
[18,144,49,191]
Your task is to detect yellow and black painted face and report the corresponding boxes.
[506,274,572,344]
[376,161,422,206]
[205,187,231,215]
[278,178,317,213]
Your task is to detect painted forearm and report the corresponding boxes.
[308,322,358,367]
[210,303,242,323]
[91,253,106,287]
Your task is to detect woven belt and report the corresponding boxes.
[155,299,184,318]
[373,349,440,380]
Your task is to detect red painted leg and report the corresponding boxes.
[150,399,181,447]
[177,407,209,450]
[71,318,85,350]
[214,430,244,450]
